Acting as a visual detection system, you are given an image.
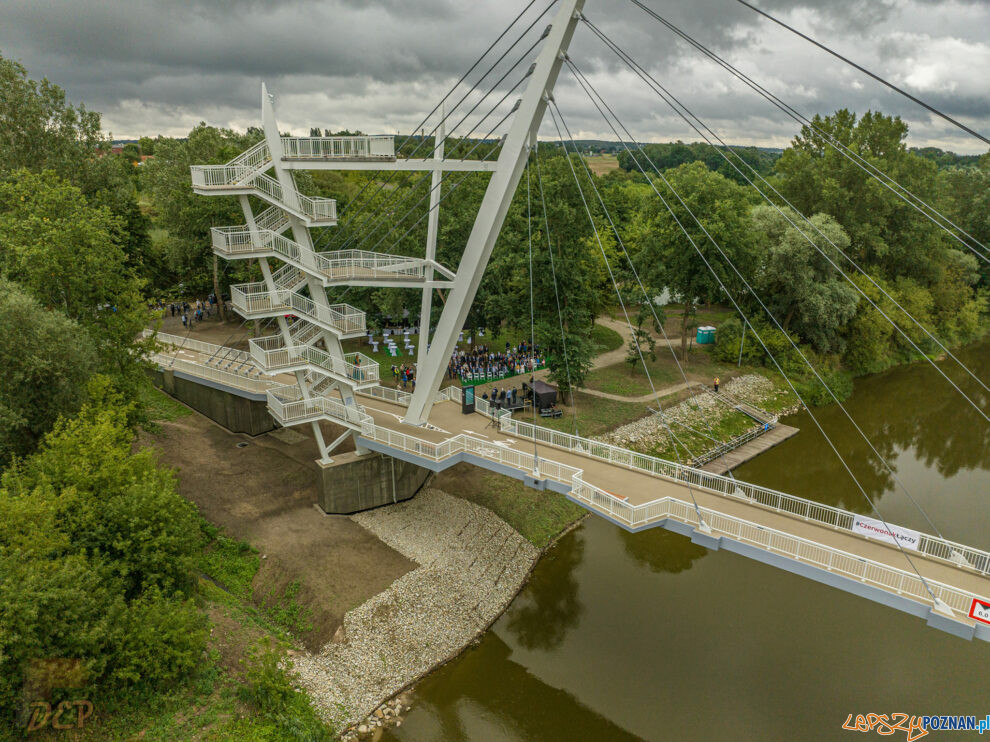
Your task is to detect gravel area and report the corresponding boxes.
[292,488,539,734]
[598,374,777,450]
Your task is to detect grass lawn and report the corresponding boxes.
[139,382,192,423]
[342,323,622,386]
[583,347,730,397]
[438,466,586,549]
[28,523,332,742]
[535,390,650,438]
[645,407,760,462]
[590,322,623,354]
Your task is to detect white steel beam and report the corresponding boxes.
[418,104,445,372]
[404,0,585,425]
[280,159,497,172]
[260,84,363,457]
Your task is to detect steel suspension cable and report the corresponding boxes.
[624,1,990,264]
[369,100,523,257]
[534,146,581,436]
[567,39,990,418]
[548,105,709,521]
[549,99,944,603]
[555,66,728,456]
[563,56,956,539]
[731,0,990,147]
[526,157,541,473]
[344,45,539,255]
[322,4,556,251]
[569,33,990,411]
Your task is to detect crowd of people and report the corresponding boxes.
[391,363,416,390]
[154,294,224,330]
[447,341,545,385]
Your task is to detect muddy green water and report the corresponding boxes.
[384,345,989,741]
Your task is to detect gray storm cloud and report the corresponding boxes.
[0,0,987,153]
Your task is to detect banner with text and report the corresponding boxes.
[852,515,921,551]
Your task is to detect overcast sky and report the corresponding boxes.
[1,0,988,154]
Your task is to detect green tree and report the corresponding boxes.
[635,162,757,358]
[0,381,207,725]
[750,205,860,353]
[121,142,141,164]
[0,54,154,287]
[937,163,990,286]
[138,136,157,156]
[144,124,264,304]
[0,281,98,465]
[774,109,948,283]
[0,169,149,382]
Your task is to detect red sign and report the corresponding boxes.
[969,598,990,625]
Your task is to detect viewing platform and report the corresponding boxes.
[249,335,379,388]
[190,167,337,225]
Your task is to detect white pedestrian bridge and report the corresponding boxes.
[148,333,990,644]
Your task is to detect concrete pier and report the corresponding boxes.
[316,452,432,514]
[151,367,275,435]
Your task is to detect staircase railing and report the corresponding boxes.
[250,335,379,384]
[229,283,366,337]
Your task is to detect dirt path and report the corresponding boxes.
[140,413,415,651]
[590,316,683,371]
[578,380,696,403]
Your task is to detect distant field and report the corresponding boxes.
[585,154,620,175]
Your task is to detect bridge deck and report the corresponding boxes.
[359,396,989,635]
[150,340,989,640]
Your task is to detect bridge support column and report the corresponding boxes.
[316,451,431,514]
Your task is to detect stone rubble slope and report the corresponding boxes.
[292,488,539,731]
[598,374,777,450]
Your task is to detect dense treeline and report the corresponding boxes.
[616,140,780,184]
[137,106,988,397]
[0,47,987,734]
[0,55,331,739]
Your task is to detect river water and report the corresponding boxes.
[383,345,989,741]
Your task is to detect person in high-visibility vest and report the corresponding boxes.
[714,376,720,393]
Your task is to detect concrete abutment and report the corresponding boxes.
[150,368,431,513]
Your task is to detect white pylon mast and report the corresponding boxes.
[404,0,586,425]
[418,104,445,372]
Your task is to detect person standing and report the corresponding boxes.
[714,376,720,393]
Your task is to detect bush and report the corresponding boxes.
[0,381,206,726]
[240,640,331,742]
[0,280,98,465]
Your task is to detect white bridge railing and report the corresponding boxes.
[567,479,983,618]
[266,385,374,427]
[500,416,990,576]
[249,336,379,385]
[230,283,366,337]
[149,353,273,394]
[262,382,988,620]
[280,135,395,160]
[190,168,336,223]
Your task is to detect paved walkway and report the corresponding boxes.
[578,380,694,403]
[352,395,988,633]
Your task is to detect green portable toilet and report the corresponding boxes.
[696,325,716,344]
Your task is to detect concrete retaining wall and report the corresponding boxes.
[150,368,275,436]
[317,452,432,514]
